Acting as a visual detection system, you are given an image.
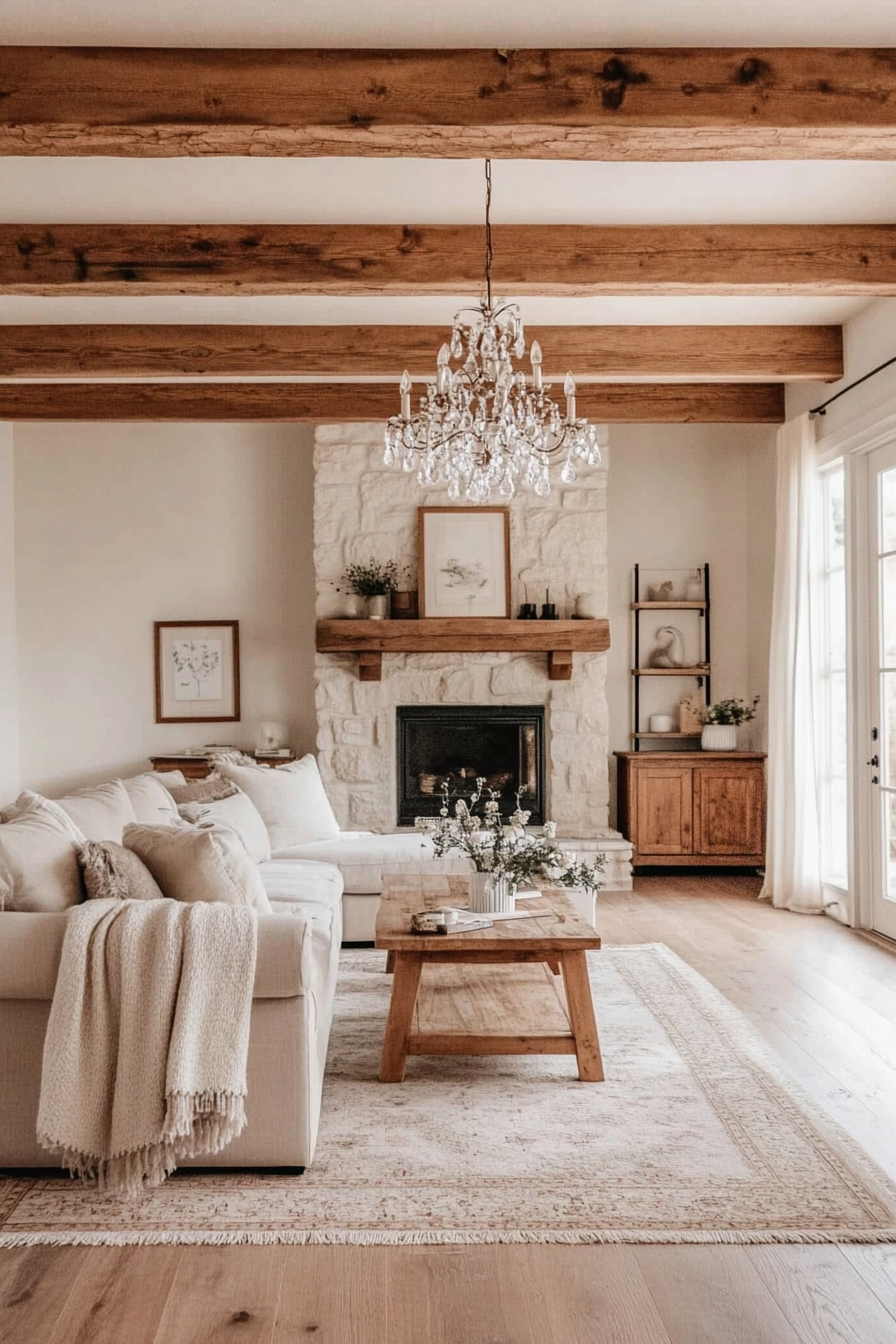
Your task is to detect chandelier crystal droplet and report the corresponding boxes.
[384,160,601,502]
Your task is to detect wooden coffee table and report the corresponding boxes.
[374,874,604,1084]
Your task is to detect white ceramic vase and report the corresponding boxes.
[701,723,737,751]
[468,871,516,914]
[366,594,390,620]
[340,594,366,620]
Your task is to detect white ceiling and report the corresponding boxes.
[1,0,895,45]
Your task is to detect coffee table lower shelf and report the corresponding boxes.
[379,951,604,1084]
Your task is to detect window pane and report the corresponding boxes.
[884,791,896,900]
[882,555,896,666]
[828,567,846,667]
[881,466,896,553]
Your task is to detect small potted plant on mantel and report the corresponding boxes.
[342,559,401,620]
[701,696,760,751]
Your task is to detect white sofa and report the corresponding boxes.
[0,767,465,1170]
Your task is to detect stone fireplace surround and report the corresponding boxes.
[313,422,632,889]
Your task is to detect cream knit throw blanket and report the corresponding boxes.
[38,898,257,1199]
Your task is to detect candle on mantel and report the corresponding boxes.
[400,370,412,421]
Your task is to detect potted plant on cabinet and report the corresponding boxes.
[701,696,760,751]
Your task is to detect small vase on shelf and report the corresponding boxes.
[701,724,737,751]
[366,594,390,620]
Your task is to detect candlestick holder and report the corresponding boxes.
[540,602,558,620]
[518,603,538,619]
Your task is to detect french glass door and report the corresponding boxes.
[867,438,896,940]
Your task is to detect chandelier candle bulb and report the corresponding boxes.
[565,374,577,425]
[400,371,412,422]
[530,341,544,390]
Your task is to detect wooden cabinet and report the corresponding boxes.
[615,751,766,867]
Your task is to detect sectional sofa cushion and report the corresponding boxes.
[216,754,340,851]
[54,779,138,844]
[0,792,87,912]
[122,773,183,825]
[78,840,166,902]
[123,823,273,914]
[270,831,470,894]
[176,788,272,864]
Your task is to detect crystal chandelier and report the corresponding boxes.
[384,161,601,502]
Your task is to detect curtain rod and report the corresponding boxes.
[810,352,896,416]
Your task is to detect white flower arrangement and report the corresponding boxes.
[415,779,604,897]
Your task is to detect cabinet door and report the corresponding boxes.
[692,764,764,857]
[634,767,693,855]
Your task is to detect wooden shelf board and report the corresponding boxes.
[631,601,706,610]
[632,731,702,738]
[631,667,710,676]
[317,617,610,655]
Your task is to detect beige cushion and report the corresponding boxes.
[217,754,340,851]
[54,779,138,844]
[166,774,239,805]
[177,788,272,864]
[271,830,471,894]
[78,839,166,902]
[0,792,86,912]
[123,823,272,914]
[122,773,181,825]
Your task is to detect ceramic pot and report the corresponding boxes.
[366,594,390,620]
[574,592,600,619]
[390,590,418,620]
[340,594,367,620]
[649,714,674,733]
[468,871,516,914]
[701,724,737,751]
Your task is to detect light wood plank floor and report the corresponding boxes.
[3,875,896,1344]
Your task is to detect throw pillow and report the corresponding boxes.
[176,788,272,864]
[122,773,182,825]
[54,779,138,844]
[78,840,166,902]
[165,774,239,805]
[216,754,340,852]
[122,823,272,913]
[0,792,87,912]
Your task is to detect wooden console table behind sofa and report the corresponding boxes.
[151,754,295,781]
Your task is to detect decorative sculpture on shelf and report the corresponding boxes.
[647,626,687,669]
[646,581,675,602]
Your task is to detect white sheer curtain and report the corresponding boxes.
[760,412,828,913]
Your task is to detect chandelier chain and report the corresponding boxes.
[484,158,493,310]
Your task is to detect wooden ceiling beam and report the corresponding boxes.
[0,324,844,383]
[3,224,894,297]
[2,47,896,160]
[0,381,784,423]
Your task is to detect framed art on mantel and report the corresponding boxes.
[154,620,241,724]
[418,507,511,618]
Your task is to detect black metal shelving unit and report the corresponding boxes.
[631,563,711,751]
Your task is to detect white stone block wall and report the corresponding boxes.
[313,421,615,841]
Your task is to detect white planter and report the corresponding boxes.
[366,594,390,620]
[468,871,516,914]
[701,724,737,751]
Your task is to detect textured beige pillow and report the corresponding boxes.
[165,773,239,805]
[216,754,340,851]
[177,788,272,864]
[0,792,86,912]
[78,840,166,902]
[122,823,272,913]
[55,779,138,844]
[122,773,182,825]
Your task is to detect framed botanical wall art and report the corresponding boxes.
[154,620,241,723]
[418,507,511,618]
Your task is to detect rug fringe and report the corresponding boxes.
[1,1226,895,1248]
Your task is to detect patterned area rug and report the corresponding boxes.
[3,943,896,1246]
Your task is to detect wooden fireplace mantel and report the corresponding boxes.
[315,618,610,682]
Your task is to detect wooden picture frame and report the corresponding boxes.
[418,507,511,619]
[154,620,241,724]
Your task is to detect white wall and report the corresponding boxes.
[787,299,896,431]
[606,422,777,826]
[0,425,20,804]
[13,422,316,797]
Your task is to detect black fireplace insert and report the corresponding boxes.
[396,705,545,826]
